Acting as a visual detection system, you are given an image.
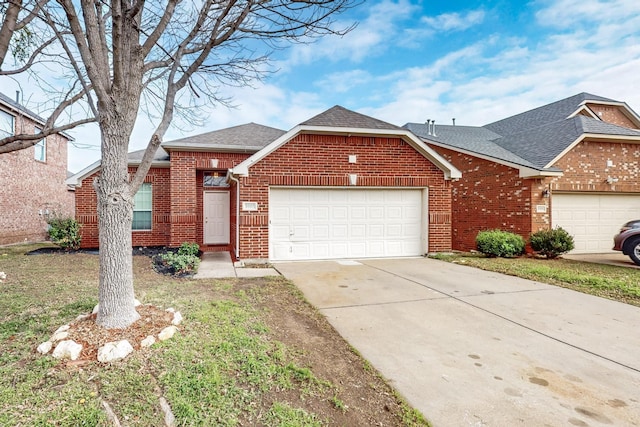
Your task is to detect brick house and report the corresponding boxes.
[0,92,75,245]
[405,93,640,253]
[69,106,461,261]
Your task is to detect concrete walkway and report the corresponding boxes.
[276,257,640,427]
[563,252,640,269]
[194,252,279,279]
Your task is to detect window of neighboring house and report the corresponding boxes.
[34,126,46,162]
[0,109,14,138]
[132,183,152,230]
[203,171,229,187]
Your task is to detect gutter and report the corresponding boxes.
[227,171,241,261]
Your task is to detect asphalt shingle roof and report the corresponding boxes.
[301,105,401,130]
[0,91,47,123]
[405,92,640,171]
[405,122,539,169]
[163,122,286,151]
[127,146,170,163]
[0,91,74,140]
[484,92,616,135]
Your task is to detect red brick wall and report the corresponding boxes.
[75,167,171,248]
[549,139,640,193]
[237,133,453,259]
[75,151,250,250]
[431,137,640,252]
[168,151,250,251]
[587,104,637,129]
[432,146,539,251]
[0,113,73,245]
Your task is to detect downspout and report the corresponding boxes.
[228,172,241,261]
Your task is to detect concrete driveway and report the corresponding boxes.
[276,258,640,426]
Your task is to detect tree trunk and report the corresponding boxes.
[94,123,140,329]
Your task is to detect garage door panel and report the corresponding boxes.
[311,225,329,239]
[387,224,403,237]
[350,224,366,238]
[331,224,348,239]
[270,188,424,260]
[370,206,384,219]
[387,206,402,219]
[351,206,367,220]
[552,193,640,254]
[332,206,348,220]
[369,224,384,238]
[271,225,291,239]
[312,206,329,221]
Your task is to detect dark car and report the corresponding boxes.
[613,220,640,265]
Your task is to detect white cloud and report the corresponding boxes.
[283,0,418,66]
[362,0,640,129]
[315,69,373,93]
[534,0,640,27]
[421,10,486,32]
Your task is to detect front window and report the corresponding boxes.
[0,110,14,138]
[34,126,46,162]
[204,172,229,187]
[132,183,152,230]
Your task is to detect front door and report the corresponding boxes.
[203,192,230,244]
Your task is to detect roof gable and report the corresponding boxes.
[406,93,640,175]
[232,106,461,180]
[301,105,401,130]
[484,92,617,136]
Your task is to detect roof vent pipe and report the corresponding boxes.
[425,119,431,135]
[452,118,456,126]
[432,120,437,137]
[15,91,20,104]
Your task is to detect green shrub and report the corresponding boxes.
[475,229,525,258]
[177,242,200,257]
[47,217,82,250]
[161,252,200,275]
[530,227,575,259]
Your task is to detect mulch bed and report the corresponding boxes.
[26,246,171,257]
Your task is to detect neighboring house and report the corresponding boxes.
[405,93,640,254]
[69,107,461,261]
[0,92,75,245]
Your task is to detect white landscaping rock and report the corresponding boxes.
[158,326,178,341]
[97,340,134,363]
[140,335,156,348]
[54,325,70,334]
[50,331,69,342]
[171,312,183,326]
[37,341,53,354]
[165,307,175,313]
[134,299,142,307]
[75,313,91,321]
[52,340,83,360]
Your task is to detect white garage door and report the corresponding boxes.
[270,188,425,261]
[552,193,640,253]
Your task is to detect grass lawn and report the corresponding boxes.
[0,244,429,426]
[430,253,640,307]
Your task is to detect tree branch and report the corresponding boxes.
[0,117,97,154]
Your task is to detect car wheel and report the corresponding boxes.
[626,237,640,266]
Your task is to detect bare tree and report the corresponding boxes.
[0,0,357,328]
[0,0,96,152]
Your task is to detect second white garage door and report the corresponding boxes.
[552,193,640,253]
[270,188,425,261]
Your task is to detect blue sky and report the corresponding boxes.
[2,0,640,173]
